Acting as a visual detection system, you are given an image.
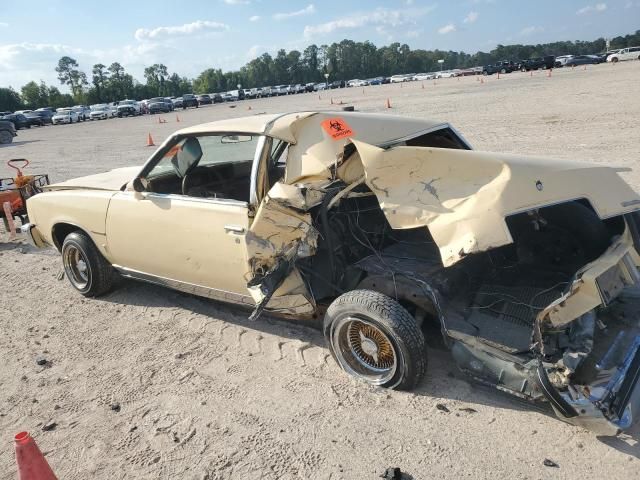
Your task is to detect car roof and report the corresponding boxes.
[174,111,445,144]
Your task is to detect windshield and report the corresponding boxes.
[147,134,259,180]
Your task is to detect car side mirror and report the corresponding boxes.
[132,177,149,192]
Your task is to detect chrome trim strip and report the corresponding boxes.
[121,191,249,208]
[250,135,268,206]
[113,265,256,306]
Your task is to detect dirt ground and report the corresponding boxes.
[1,62,639,479]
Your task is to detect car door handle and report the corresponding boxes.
[224,225,245,234]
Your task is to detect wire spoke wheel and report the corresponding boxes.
[63,244,90,290]
[331,316,398,385]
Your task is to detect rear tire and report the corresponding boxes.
[324,290,426,390]
[61,231,114,297]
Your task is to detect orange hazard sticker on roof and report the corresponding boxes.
[321,117,354,141]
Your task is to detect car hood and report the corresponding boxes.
[351,141,640,267]
[44,166,141,192]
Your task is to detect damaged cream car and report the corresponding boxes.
[24,111,640,434]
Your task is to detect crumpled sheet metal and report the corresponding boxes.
[245,182,319,314]
[351,139,640,267]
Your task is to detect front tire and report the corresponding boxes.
[62,231,114,297]
[324,290,426,390]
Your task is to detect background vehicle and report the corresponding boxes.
[483,61,516,75]
[329,80,345,88]
[390,74,410,83]
[182,94,199,109]
[116,100,141,117]
[1,114,30,130]
[148,98,171,114]
[210,93,223,103]
[564,55,601,67]
[518,56,555,71]
[554,55,574,67]
[72,106,89,121]
[0,120,17,144]
[23,113,46,127]
[172,97,184,109]
[226,89,245,101]
[89,105,113,120]
[197,94,212,105]
[412,73,435,81]
[52,110,79,124]
[31,110,54,124]
[607,46,640,62]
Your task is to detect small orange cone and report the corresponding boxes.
[15,432,57,480]
[385,98,391,109]
[176,114,180,122]
[146,133,155,147]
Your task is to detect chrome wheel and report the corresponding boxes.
[331,316,398,385]
[63,244,90,290]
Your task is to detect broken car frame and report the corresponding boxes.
[23,111,640,435]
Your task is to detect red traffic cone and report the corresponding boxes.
[385,98,391,108]
[146,133,155,147]
[15,432,57,480]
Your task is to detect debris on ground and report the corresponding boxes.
[41,422,57,431]
[459,407,477,413]
[543,459,560,468]
[35,356,48,366]
[110,403,121,412]
[436,403,450,413]
[380,467,402,480]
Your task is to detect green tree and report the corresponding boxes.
[91,63,109,102]
[0,87,23,111]
[55,56,88,98]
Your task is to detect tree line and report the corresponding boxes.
[1,29,638,112]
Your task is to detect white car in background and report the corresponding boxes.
[436,70,461,78]
[72,105,89,121]
[89,104,114,120]
[390,74,411,83]
[413,73,435,81]
[607,46,640,62]
[52,110,79,124]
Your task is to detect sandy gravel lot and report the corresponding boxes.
[1,62,639,479]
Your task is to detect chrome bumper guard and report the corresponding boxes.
[20,223,45,248]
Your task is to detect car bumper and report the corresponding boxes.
[20,223,46,248]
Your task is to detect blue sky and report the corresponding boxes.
[0,0,637,90]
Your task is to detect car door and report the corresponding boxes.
[105,133,263,300]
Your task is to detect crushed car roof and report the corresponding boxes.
[174,111,446,145]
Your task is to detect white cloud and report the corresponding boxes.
[520,25,544,36]
[463,11,479,24]
[134,20,229,41]
[273,4,316,21]
[223,0,249,4]
[438,23,456,34]
[0,22,8,27]
[303,5,436,38]
[576,3,607,14]
[249,15,260,22]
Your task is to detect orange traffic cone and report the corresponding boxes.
[385,98,391,108]
[176,114,180,122]
[146,133,155,147]
[14,432,57,480]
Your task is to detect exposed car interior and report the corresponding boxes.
[145,134,258,202]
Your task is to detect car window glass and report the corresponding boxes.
[197,135,258,167]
